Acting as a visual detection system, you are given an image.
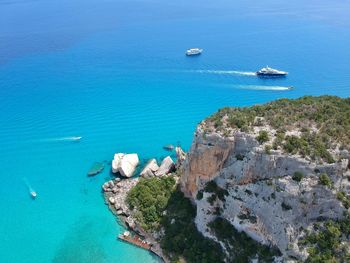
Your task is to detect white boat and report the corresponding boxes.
[30,191,37,199]
[256,66,288,76]
[186,48,203,56]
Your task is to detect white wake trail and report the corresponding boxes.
[39,136,83,142]
[194,69,257,76]
[234,85,293,91]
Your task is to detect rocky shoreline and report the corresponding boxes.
[103,177,169,262]
[101,150,185,263]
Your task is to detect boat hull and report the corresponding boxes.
[186,52,202,56]
[256,72,287,77]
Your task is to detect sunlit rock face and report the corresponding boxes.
[180,122,350,260]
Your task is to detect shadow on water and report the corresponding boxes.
[52,216,108,263]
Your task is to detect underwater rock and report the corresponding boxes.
[163,144,174,151]
[87,162,104,176]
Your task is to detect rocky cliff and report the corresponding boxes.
[180,96,350,261]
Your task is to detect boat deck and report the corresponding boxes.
[118,234,151,250]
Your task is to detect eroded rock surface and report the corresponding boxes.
[181,123,350,261]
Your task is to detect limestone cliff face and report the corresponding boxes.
[180,123,350,261]
[180,125,235,197]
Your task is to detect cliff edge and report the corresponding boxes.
[180,96,350,261]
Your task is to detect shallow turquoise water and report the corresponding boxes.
[1,0,350,262]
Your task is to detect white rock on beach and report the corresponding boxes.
[112,153,124,173]
[108,197,115,204]
[155,156,175,176]
[140,159,159,177]
[112,153,139,178]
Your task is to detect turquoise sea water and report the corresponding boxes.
[1,0,350,262]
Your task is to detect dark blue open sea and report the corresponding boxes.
[1,0,350,262]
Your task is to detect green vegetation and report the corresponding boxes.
[160,188,225,263]
[292,171,304,182]
[256,130,269,144]
[196,190,203,200]
[206,96,350,163]
[281,202,292,211]
[319,173,332,187]
[336,191,350,209]
[209,217,280,262]
[299,216,350,262]
[204,181,228,201]
[126,176,176,230]
[264,144,272,154]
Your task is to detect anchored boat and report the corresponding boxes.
[186,48,203,56]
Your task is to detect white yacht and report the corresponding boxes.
[186,48,203,56]
[256,66,288,76]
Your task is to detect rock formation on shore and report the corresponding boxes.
[112,153,139,177]
[140,156,175,177]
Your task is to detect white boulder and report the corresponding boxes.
[108,197,115,204]
[112,153,139,178]
[140,159,159,177]
[112,153,124,173]
[155,156,175,176]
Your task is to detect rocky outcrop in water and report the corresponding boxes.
[112,153,139,178]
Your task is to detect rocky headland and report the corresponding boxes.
[103,96,350,262]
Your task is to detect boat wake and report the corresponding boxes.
[194,69,257,76]
[23,177,37,199]
[234,85,293,91]
[40,136,82,142]
[51,136,82,141]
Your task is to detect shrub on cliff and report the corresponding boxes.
[292,171,304,182]
[256,130,269,144]
[206,96,350,164]
[209,217,280,262]
[300,217,350,262]
[319,173,332,187]
[126,176,176,230]
[160,188,225,263]
[204,181,228,201]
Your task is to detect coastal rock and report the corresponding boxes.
[112,153,124,173]
[155,156,175,176]
[108,197,115,204]
[181,123,349,260]
[180,128,234,196]
[175,146,186,168]
[112,153,139,178]
[140,159,159,177]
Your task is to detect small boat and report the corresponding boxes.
[163,144,175,151]
[186,48,203,56]
[30,191,37,199]
[256,66,288,77]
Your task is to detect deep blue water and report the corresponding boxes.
[1,0,350,262]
